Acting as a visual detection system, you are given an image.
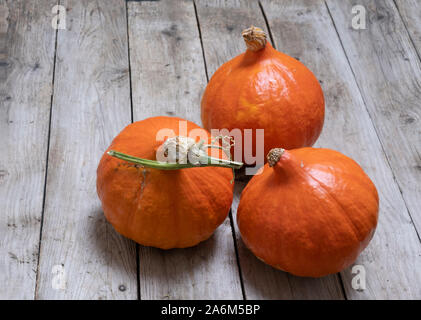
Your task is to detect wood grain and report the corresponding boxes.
[128,0,243,299]
[36,0,137,299]
[195,0,344,299]
[326,0,421,298]
[129,0,205,122]
[0,0,56,299]
[195,0,268,77]
[395,0,421,56]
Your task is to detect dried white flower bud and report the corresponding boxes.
[161,136,196,164]
[158,136,209,165]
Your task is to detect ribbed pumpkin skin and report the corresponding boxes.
[97,116,234,249]
[237,148,379,277]
[201,43,325,162]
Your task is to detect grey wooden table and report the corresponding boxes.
[1,0,421,300]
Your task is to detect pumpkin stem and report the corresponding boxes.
[242,26,267,51]
[267,148,285,167]
[107,150,243,170]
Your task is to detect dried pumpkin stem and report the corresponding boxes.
[267,148,285,167]
[242,26,267,51]
[107,150,243,170]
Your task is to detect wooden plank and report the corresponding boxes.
[195,0,267,77]
[129,0,205,122]
[0,0,56,299]
[395,0,421,56]
[326,0,421,298]
[196,0,344,299]
[128,0,243,299]
[36,0,137,299]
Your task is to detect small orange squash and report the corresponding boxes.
[97,116,241,249]
[201,26,325,163]
[237,148,379,277]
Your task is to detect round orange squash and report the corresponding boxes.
[237,148,379,277]
[96,116,236,249]
[201,26,325,163]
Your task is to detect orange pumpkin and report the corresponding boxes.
[96,116,238,249]
[237,148,379,277]
[201,26,325,163]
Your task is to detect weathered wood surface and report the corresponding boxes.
[0,0,57,299]
[2,0,421,300]
[195,0,344,300]
[195,0,266,77]
[127,0,243,299]
[325,0,421,298]
[395,0,421,56]
[35,0,137,299]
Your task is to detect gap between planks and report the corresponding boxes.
[124,0,141,301]
[35,0,60,300]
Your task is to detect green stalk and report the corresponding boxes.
[107,150,243,170]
